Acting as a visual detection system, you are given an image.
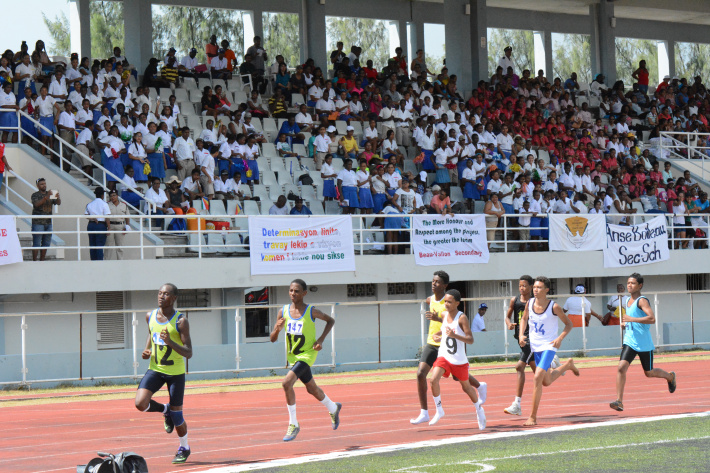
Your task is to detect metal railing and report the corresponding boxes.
[659,131,710,181]
[3,109,146,214]
[10,212,708,261]
[1,290,708,387]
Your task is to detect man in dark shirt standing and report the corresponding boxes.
[31,178,61,261]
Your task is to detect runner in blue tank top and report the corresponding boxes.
[610,273,677,412]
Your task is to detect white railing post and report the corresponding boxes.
[420,300,427,347]
[654,293,661,348]
[235,308,241,372]
[139,215,145,260]
[20,315,28,386]
[581,302,588,355]
[503,304,509,360]
[330,304,336,368]
[197,218,203,258]
[131,311,138,378]
[76,217,82,261]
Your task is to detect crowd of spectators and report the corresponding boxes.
[1,35,710,257]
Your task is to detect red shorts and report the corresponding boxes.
[433,357,469,381]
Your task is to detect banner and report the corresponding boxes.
[248,216,356,275]
[412,214,489,266]
[549,214,606,251]
[604,215,670,268]
[0,216,22,266]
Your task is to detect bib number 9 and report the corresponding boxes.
[446,336,457,355]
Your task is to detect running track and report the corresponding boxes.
[3,358,709,473]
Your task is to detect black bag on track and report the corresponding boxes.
[77,452,148,473]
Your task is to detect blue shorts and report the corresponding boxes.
[138,369,186,407]
[533,350,557,371]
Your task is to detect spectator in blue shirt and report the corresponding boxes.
[290,197,312,215]
[275,116,303,146]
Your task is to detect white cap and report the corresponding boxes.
[419,170,427,181]
[663,75,671,80]
[574,284,585,294]
[327,125,336,133]
[346,125,354,131]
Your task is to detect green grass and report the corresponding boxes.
[268,415,710,472]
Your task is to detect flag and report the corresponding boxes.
[234,203,242,215]
[201,197,210,211]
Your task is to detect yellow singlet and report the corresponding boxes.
[426,295,447,346]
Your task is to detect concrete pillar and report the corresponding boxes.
[544,30,553,79]
[415,22,425,54]
[590,2,616,84]
[469,0,488,86]
[301,0,327,68]
[399,21,409,62]
[443,0,472,92]
[666,40,676,79]
[69,0,91,59]
[123,0,153,72]
[253,10,264,43]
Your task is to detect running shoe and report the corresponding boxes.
[476,403,487,430]
[330,403,342,430]
[668,372,677,393]
[164,412,174,434]
[283,423,300,442]
[477,382,488,405]
[609,400,624,412]
[410,411,430,424]
[172,447,190,464]
[503,402,521,416]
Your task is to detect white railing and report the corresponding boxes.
[659,131,710,181]
[1,290,708,387]
[9,213,708,261]
[4,110,146,214]
[3,170,36,210]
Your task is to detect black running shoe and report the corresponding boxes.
[609,400,624,412]
[164,413,174,434]
[172,447,190,464]
[668,372,677,393]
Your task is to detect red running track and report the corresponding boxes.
[2,359,709,473]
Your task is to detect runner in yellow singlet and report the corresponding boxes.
[410,271,487,425]
[270,279,342,442]
[134,284,193,464]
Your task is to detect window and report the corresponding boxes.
[96,291,125,350]
[387,282,416,296]
[686,274,709,291]
[178,289,210,309]
[347,284,377,298]
[245,287,270,338]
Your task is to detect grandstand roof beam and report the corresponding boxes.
[69,0,91,60]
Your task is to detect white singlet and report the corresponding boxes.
[437,311,468,365]
[527,298,559,353]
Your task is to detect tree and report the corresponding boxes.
[42,1,123,59]
[326,17,391,69]
[42,11,71,56]
[152,6,244,64]
[615,37,658,89]
[487,28,534,78]
[552,33,592,84]
[675,42,710,81]
[263,12,300,68]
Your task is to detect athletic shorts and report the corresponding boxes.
[518,338,533,364]
[533,350,557,371]
[290,360,314,384]
[433,357,469,381]
[620,344,654,372]
[138,369,185,407]
[419,343,439,367]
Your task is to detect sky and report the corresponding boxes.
[1,0,69,53]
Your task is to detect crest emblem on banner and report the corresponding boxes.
[564,216,590,249]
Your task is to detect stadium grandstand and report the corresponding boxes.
[1,0,709,472]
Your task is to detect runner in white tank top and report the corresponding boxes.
[518,276,579,427]
[427,290,486,430]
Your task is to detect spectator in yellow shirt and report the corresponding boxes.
[339,126,359,159]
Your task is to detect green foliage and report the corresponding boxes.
[487,28,534,78]
[90,1,124,59]
[426,53,445,76]
[152,6,244,64]
[42,11,72,56]
[615,37,658,89]
[326,17,391,70]
[552,33,592,84]
[675,42,710,81]
[263,12,301,68]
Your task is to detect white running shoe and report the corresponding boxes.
[410,411,430,425]
[476,403,487,430]
[477,382,488,405]
[503,402,522,416]
[428,410,444,426]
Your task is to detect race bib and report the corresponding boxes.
[152,331,167,346]
[286,321,304,335]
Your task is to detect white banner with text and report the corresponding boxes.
[549,214,606,251]
[0,216,22,266]
[412,214,490,266]
[248,216,355,275]
[604,216,670,268]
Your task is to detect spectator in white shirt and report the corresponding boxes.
[172,127,197,181]
[210,49,231,80]
[313,126,332,170]
[471,303,488,332]
[563,285,602,327]
[269,195,289,215]
[75,121,95,176]
[178,48,201,79]
[85,187,111,261]
[56,102,77,160]
[145,177,170,215]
